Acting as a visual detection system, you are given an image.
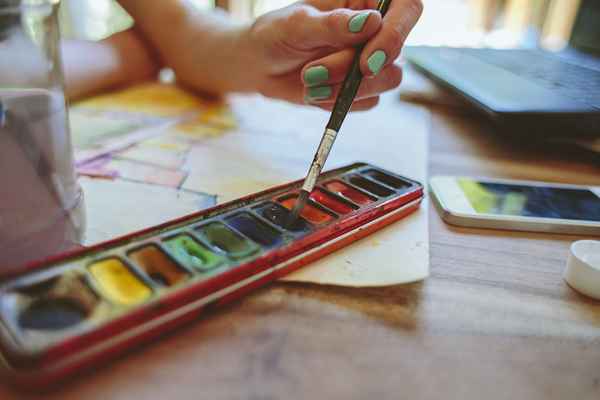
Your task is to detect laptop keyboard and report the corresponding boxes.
[457,48,600,108]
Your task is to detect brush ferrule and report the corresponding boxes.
[302,128,338,192]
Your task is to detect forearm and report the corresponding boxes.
[63,29,160,101]
[118,0,257,94]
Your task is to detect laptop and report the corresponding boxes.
[404,0,600,137]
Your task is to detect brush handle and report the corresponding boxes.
[326,45,364,132]
[299,0,392,195]
[326,0,392,131]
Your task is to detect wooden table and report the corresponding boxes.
[2,78,600,400]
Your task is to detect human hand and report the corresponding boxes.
[117,0,422,109]
[242,0,423,110]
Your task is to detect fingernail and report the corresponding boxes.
[307,86,332,101]
[304,65,329,87]
[367,50,387,75]
[348,12,371,33]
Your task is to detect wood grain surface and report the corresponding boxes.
[1,86,599,399]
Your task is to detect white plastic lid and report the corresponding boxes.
[564,240,600,300]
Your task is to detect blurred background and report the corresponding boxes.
[58,0,582,51]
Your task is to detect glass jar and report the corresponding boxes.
[0,0,85,271]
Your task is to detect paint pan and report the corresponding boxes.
[163,234,225,272]
[9,272,99,332]
[225,212,285,248]
[88,258,152,306]
[278,195,336,225]
[0,162,423,387]
[128,245,190,287]
[196,222,260,259]
[323,180,376,205]
[255,202,313,233]
[20,299,87,332]
[309,188,357,215]
[346,175,395,197]
[0,271,112,356]
[363,169,411,190]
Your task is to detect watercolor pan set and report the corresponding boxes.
[0,162,423,386]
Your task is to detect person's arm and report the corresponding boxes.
[118,0,423,110]
[117,1,253,95]
[62,29,160,101]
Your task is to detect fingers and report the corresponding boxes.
[259,72,306,105]
[258,61,396,112]
[304,63,402,103]
[301,48,357,87]
[300,48,403,101]
[282,4,382,51]
[360,0,423,77]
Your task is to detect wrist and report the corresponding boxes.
[173,11,261,94]
[225,23,265,93]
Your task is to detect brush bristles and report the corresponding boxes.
[287,190,310,227]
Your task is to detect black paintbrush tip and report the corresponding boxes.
[287,190,310,228]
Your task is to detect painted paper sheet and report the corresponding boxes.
[80,177,216,246]
[73,84,429,287]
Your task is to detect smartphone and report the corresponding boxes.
[430,176,600,235]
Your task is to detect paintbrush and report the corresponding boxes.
[288,0,393,225]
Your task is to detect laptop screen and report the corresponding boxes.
[570,0,600,55]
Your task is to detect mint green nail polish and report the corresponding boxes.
[348,12,370,33]
[304,66,329,87]
[307,86,332,101]
[367,50,386,75]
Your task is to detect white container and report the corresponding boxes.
[564,240,600,300]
